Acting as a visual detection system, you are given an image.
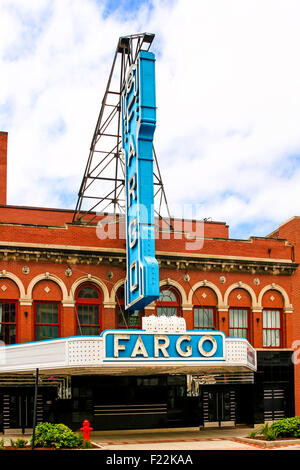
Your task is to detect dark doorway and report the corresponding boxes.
[203,390,235,426]
[9,393,34,431]
[264,387,286,421]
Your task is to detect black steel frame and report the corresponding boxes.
[72,33,172,227]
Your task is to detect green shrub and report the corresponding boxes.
[82,440,93,449]
[31,422,83,449]
[0,438,4,450]
[248,427,264,439]
[249,417,300,440]
[271,417,300,438]
[15,439,28,448]
[261,423,278,441]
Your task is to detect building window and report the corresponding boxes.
[76,284,101,335]
[194,307,215,329]
[156,287,181,317]
[35,302,60,341]
[263,310,281,347]
[229,308,249,339]
[0,302,16,344]
[115,286,142,328]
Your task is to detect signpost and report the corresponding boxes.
[122,50,160,311]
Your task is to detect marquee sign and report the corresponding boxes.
[102,330,225,363]
[0,315,257,372]
[121,50,159,311]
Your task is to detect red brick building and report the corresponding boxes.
[0,130,299,431]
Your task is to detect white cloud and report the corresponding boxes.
[1,0,300,237]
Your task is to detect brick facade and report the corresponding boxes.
[0,133,299,422]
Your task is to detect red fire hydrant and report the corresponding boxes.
[80,419,93,442]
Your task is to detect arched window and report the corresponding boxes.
[262,290,284,348]
[0,279,19,344]
[0,302,17,344]
[115,286,142,328]
[228,288,252,341]
[156,287,181,317]
[193,287,218,330]
[75,284,102,335]
[35,302,60,341]
[33,280,62,341]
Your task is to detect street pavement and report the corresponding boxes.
[3,426,300,451]
[88,426,300,451]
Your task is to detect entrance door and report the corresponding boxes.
[203,390,235,426]
[264,388,286,421]
[9,393,34,431]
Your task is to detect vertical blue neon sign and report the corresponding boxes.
[122,50,159,310]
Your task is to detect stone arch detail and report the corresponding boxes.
[187,280,223,307]
[0,270,25,298]
[224,282,258,308]
[70,275,110,304]
[159,278,188,306]
[27,273,69,302]
[109,278,125,303]
[258,284,292,311]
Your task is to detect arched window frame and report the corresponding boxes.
[228,307,251,341]
[34,300,61,341]
[262,308,283,348]
[115,286,143,329]
[75,283,102,336]
[193,305,217,330]
[0,299,18,344]
[156,286,181,317]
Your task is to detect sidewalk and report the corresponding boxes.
[3,426,300,450]
[88,426,300,450]
[89,426,260,450]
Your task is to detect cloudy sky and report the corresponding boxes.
[1,0,300,239]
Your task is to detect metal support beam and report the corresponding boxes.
[31,368,39,450]
[72,33,173,229]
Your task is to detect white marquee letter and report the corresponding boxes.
[130,261,138,292]
[129,217,137,248]
[154,335,170,358]
[128,173,136,207]
[131,336,148,358]
[128,135,136,166]
[176,335,192,357]
[114,334,130,358]
[198,336,217,357]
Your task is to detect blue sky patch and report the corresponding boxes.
[2,3,52,62]
[101,0,154,19]
[0,98,14,129]
[273,154,300,180]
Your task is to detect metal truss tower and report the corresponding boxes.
[72,33,172,227]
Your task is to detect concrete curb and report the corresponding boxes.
[235,436,300,448]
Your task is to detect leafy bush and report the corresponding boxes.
[31,422,83,449]
[248,427,263,439]
[261,423,278,441]
[271,417,300,438]
[249,417,300,440]
[0,438,4,450]
[82,440,93,449]
[10,438,28,448]
[15,439,28,448]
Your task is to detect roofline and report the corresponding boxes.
[0,204,228,226]
[267,216,300,237]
